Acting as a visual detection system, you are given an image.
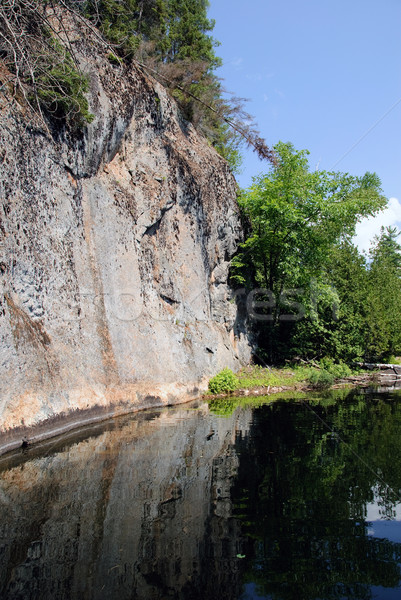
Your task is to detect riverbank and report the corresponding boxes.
[203,364,390,400]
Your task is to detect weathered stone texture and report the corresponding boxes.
[0,21,250,449]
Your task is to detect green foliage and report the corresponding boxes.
[85,0,162,58]
[107,52,123,65]
[156,0,220,66]
[208,368,239,394]
[319,358,352,378]
[224,363,360,393]
[35,39,94,127]
[212,123,244,174]
[232,141,387,363]
[236,365,306,388]
[307,369,335,388]
[0,2,94,128]
[311,231,401,363]
[369,225,401,269]
[364,232,401,361]
[234,142,386,296]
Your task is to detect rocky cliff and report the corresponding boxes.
[0,17,251,453]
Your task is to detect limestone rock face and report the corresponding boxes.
[0,21,250,450]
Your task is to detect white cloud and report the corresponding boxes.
[353,197,401,255]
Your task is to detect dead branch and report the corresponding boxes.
[0,0,276,166]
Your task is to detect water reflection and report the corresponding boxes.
[231,389,401,600]
[0,402,251,600]
[0,389,400,599]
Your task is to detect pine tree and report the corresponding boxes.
[369,225,401,271]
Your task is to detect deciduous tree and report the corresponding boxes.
[232,141,387,362]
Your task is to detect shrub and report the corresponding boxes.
[107,53,123,66]
[319,358,352,379]
[308,369,334,389]
[208,368,239,395]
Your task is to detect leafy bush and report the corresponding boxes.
[319,358,352,379]
[308,369,335,389]
[208,368,239,394]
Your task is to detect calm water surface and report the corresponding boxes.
[1,388,401,599]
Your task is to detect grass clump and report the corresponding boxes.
[306,358,355,389]
[208,368,239,395]
[236,365,308,389]
[107,52,123,66]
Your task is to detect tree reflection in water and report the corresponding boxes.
[0,389,400,599]
[230,389,401,600]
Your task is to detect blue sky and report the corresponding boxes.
[207,0,401,253]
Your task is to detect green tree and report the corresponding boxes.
[364,226,401,361]
[232,141,387,362]
[157,0,219,66]
[290,241,373,362]
[324,241,369,360]
[369,225,401,270]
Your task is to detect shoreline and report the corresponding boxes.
[0,381,205,458]
[203,370,401,401]
[2,368,401,460]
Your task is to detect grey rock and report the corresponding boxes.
[0,17,251,445]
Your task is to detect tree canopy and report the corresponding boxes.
[231,141,396,363]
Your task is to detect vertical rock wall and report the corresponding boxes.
[0,20,250,450]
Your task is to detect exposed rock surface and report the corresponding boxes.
[0,18,251,452]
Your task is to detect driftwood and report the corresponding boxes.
[354,363,401,376]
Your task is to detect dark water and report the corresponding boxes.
[1,388,401,600]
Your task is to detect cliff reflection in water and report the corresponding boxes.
[0,402,251,600]
[1,390,401,600]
